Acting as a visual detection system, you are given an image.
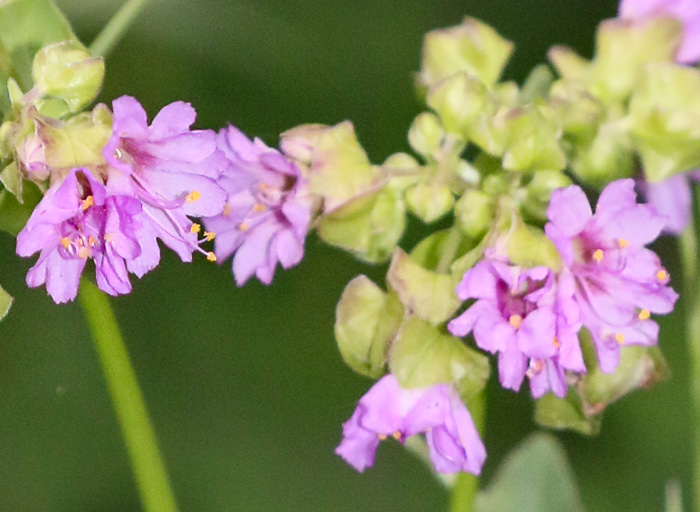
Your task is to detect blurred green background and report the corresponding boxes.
[0,0,691,510]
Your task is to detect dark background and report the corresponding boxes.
[0,0,690,510]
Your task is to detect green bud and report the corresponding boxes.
[335,276,404,379]
[518,64,555,105]
[629,63,700,181]
[419,17,513,89]
[405,183,454,223]
[279,123,328,165]
[389,316,489,394]
[0,283,12,322]
[507,221,562,271]
[427,72,491,137]
[455,189,493,239]
[408,112,444,158]
[590,17,681,104]
[549,81,604,142]
[570,120,635,188]
[520,170,571,223]
[317,186,405,263]
[387,248,461,324]
[382,152,422,191]
[32,40,104,113]
[410,228,474,272]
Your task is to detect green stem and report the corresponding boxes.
[449,391,486,512]
[680,186,700,512]
[89,0,149,58]
[78,280,179,512]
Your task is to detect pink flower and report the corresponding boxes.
[335,374,486,474]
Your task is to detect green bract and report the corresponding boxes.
[335,276,403,379]
[419,17,513,90]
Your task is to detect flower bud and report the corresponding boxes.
[520,170,571,223]
[408,112,444,158]
[571,120,635,188]
[279,123,329,165]
[32,40,105,113]
[427,72,491,137]
[506,222,561,271]
[405,183,454,223]
[455,189,494,239]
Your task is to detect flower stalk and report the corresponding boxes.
[89,0,150,58]
[78,279,179,512]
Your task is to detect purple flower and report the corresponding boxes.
[641,171,700,234]
[202,126,312,286]
[448,261,583,398]
[335,374,486,474]
[103,96,226,266]
[619,0,700,63]
[545,179,678,373]
[16,169,146,303]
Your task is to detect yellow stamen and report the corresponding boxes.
[553,337,560,349]
[378,434,387,441]
[223,204,231,217]
[190,223,201,234]
[259,183,271,191]
[81,195,94,210]
[392,431,402,441]
[638,309,651,321]
[615,333,625,345]
[61,237,71,249]
[206,252,217,262]
[656,269,668,282]
[533,360,544,373]
[253,203,267,213]
[185,190,201,203]
[204,231,216,241]
[77,247,91,259]
[508,314,522,329]
[592,249,604,262]
[238,222,250,232]
[88,236,96,247]
[618,238,629,249]
[104,233,115,243]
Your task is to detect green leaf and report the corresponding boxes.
[387,248,461,324]
[389,316,489,393]
[334,276,404,379]
[454,189,494,239]
[0,0,78,91]
[534,391,601,436]
[476,434,586,512]
[0,283,12,321]
[410,229,474,272]
[0,161,22,201]
[0,179,42,235]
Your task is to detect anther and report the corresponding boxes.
[88,236,96,247]
[618,239,629,249]
[252,203,267,213]
[190,223,201,234]
[615,333,625,345]
[392,431,402,441]
[81,195,94,210]
[77,247,91,259]
[656,269,668,282]
[61,237,71,249]
[509,314,522,329]
[553,337,560,349]
[638,309,651,321]
[204,231,216,241]
[378,434,387,441]
[533,360,544,373]
[223,204,231,217]
[185,190,201,203]
[592,249,604,262]
[206,252,217,262]
[238,222,250,232]
[104,233,115,243]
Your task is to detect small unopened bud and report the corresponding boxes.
[408,112,444,159]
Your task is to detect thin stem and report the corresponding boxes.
[680,186,700,512]
[78,280,179,512]
[89,0,149,58]
[449,391,486,512]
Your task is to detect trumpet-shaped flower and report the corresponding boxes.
[335,374,486,474]
[202,126,312,285]
[448,261,583,397]
[103,96,226,266]
[16,169,148,303]
[545,179,678,373]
